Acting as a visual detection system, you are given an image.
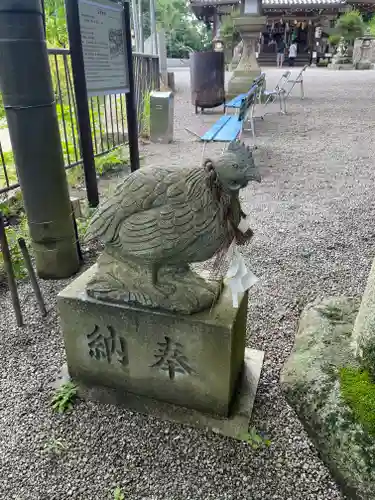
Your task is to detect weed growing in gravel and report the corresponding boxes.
[66,147,129,187]
[0,215,30,280]
[95,147,129,176]
[51,382,78,413]
[77,217,90,241]
[237,427,272,450]
[0,191,24,219]
[75,205,97,244]
[43,437,69,456]
[112,486,125,500]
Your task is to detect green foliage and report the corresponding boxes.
[339,367,375,436]
[2,150,15,167]
[44,0,69,48]
[43,0,210,58]
[51,382,78,413]
[76,215,92,241]
[66,165,84,187]
[335,11,365,43]
[0,151,17,190]
[43,437,69,456]
[328,34,342,46]
[0,216,30,280]
[55,102,80,165]
[367,16,375,36]
[220,8,241,48]
[237,427,272,449]
[65,146,128,187]
[0,93,5,124]
[75,205,96,242]
[0,191,23,219]
[112,487,125,500]
[156,0,186,28]
[95,146,129,176]
[154,0,211,57]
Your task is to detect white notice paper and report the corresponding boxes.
[224,246,258,308]
[78,0,130,96]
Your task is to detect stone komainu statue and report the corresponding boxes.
[84,141,261,314]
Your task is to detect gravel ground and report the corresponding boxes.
[2,67,375,500]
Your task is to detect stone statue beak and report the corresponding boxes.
[246,171,261,183]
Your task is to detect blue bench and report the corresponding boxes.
[200,114,243,142]
[224,73,265,113]
[200,85,259,142]
[224,91,250,112]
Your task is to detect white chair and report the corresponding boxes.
[262,70,291,116]
[285,64,308,100]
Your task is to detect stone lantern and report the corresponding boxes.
[353,28,375,70]
[227,0,266,99]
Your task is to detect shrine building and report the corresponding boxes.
[189,0,375,66]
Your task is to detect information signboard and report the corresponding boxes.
[78,0,130,96]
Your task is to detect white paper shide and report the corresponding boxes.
[224,218,259,308]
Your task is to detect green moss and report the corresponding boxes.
[340,367,375,436]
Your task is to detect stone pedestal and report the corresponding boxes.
[57,265,264,437]
[327,63,354,70]
[227,15,266,99]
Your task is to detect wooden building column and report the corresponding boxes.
[308,20,315,52]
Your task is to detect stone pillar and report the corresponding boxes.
[0,0,80,279]
[227,15,266,99]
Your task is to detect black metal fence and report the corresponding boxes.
[0,48,160,196]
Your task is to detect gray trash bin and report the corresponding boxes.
[150,91,174,144]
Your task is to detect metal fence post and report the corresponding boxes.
[123,0,140,172]
[65,0,99,207]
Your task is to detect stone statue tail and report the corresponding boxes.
[83,198,120,244]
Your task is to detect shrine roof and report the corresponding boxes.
[189,0,240,4]
[263,0,344,4]
[189,0,345,6]
[189,0,374,11]
[189,0,344,3]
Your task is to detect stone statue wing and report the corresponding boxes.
[84,167,207,244]
[116,173,216,261]
[117,202,196,260]
[84,167,175,243]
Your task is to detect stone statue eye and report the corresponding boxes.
[233,163,239,169]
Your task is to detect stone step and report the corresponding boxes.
[257,53,310,67]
